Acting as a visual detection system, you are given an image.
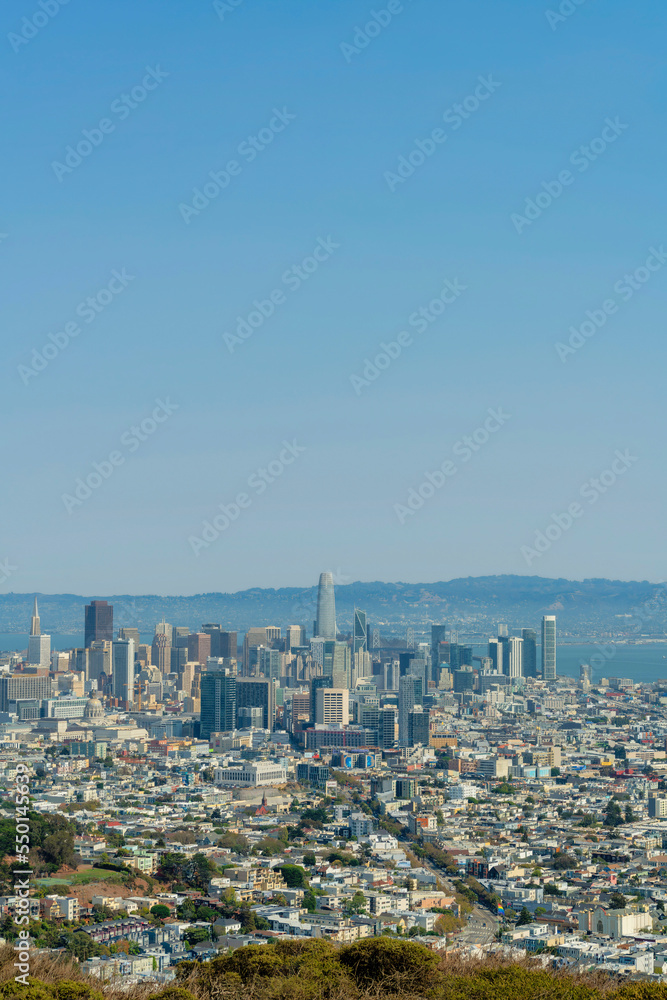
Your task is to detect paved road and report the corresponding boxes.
[397,836,500,944]
[459,907,499,945]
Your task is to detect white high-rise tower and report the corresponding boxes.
[315,572,336,640]
[30,597,40,636]
[27,597,50,668]
[542,615,557,681]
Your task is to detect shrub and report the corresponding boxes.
[339,938,441,992]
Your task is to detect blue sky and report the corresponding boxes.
[2,0,665,595]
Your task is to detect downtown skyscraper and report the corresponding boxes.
[85,600,113,647]
[353,608,367,653]
[315,572,336,640]
[542,615,557,680]
[27,597,50,668]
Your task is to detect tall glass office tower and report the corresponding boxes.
[315,572,336,640]
[522,628,537,678]
[200,670,236,739]
[542,615,557,680]
[353,608,367,653]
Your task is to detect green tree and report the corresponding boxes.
[185,926,210,946]
[278,864,308,888]
[344,891,367,915]
[516,906,533,925]
[609,892,627,910]
[303,890,317,912]
[151,904,171,919]
[604,800,624,827]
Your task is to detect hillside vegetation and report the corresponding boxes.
[1,939,667,1000]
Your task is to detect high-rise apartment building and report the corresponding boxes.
[201,626,237,659]
[155,620,173,643]
[236,677,276,730]
[88,641,111,685]
[648,794,667,818]
[118,627,140,646]
[243,628,267,672]
[286,625,306,651]
[378,708,397,748]
[323,641,351,689]
[112,639,135,707]
[453,668,474,693]
[152,632,171,675]
[85,601,113,647]
[72,648,90,676]
[507,636,523,679]
[219,631,237,659]
[259,647,283,680]
[200,670,236,739]
[522,629,537,678]
[28,634,51,668]
[315,572,336,640]
[449,644,473,670]
[398,674,418,747]
[498,635,509,674]
[542,615,557,680]
[0,673,51,711]
[187,632,211,666]
[310,674,333,723]
[408,708,430,747]
[202,624,221,652]
[315,688,349,725]
[431,624,447,664]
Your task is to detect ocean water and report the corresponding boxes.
[467,642,667,685]
[555,643,667,685]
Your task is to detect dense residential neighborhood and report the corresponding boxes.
[3,596,667,985]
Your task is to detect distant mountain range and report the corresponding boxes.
[0,576,665,641]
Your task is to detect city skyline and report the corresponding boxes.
[3,0,667,978]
